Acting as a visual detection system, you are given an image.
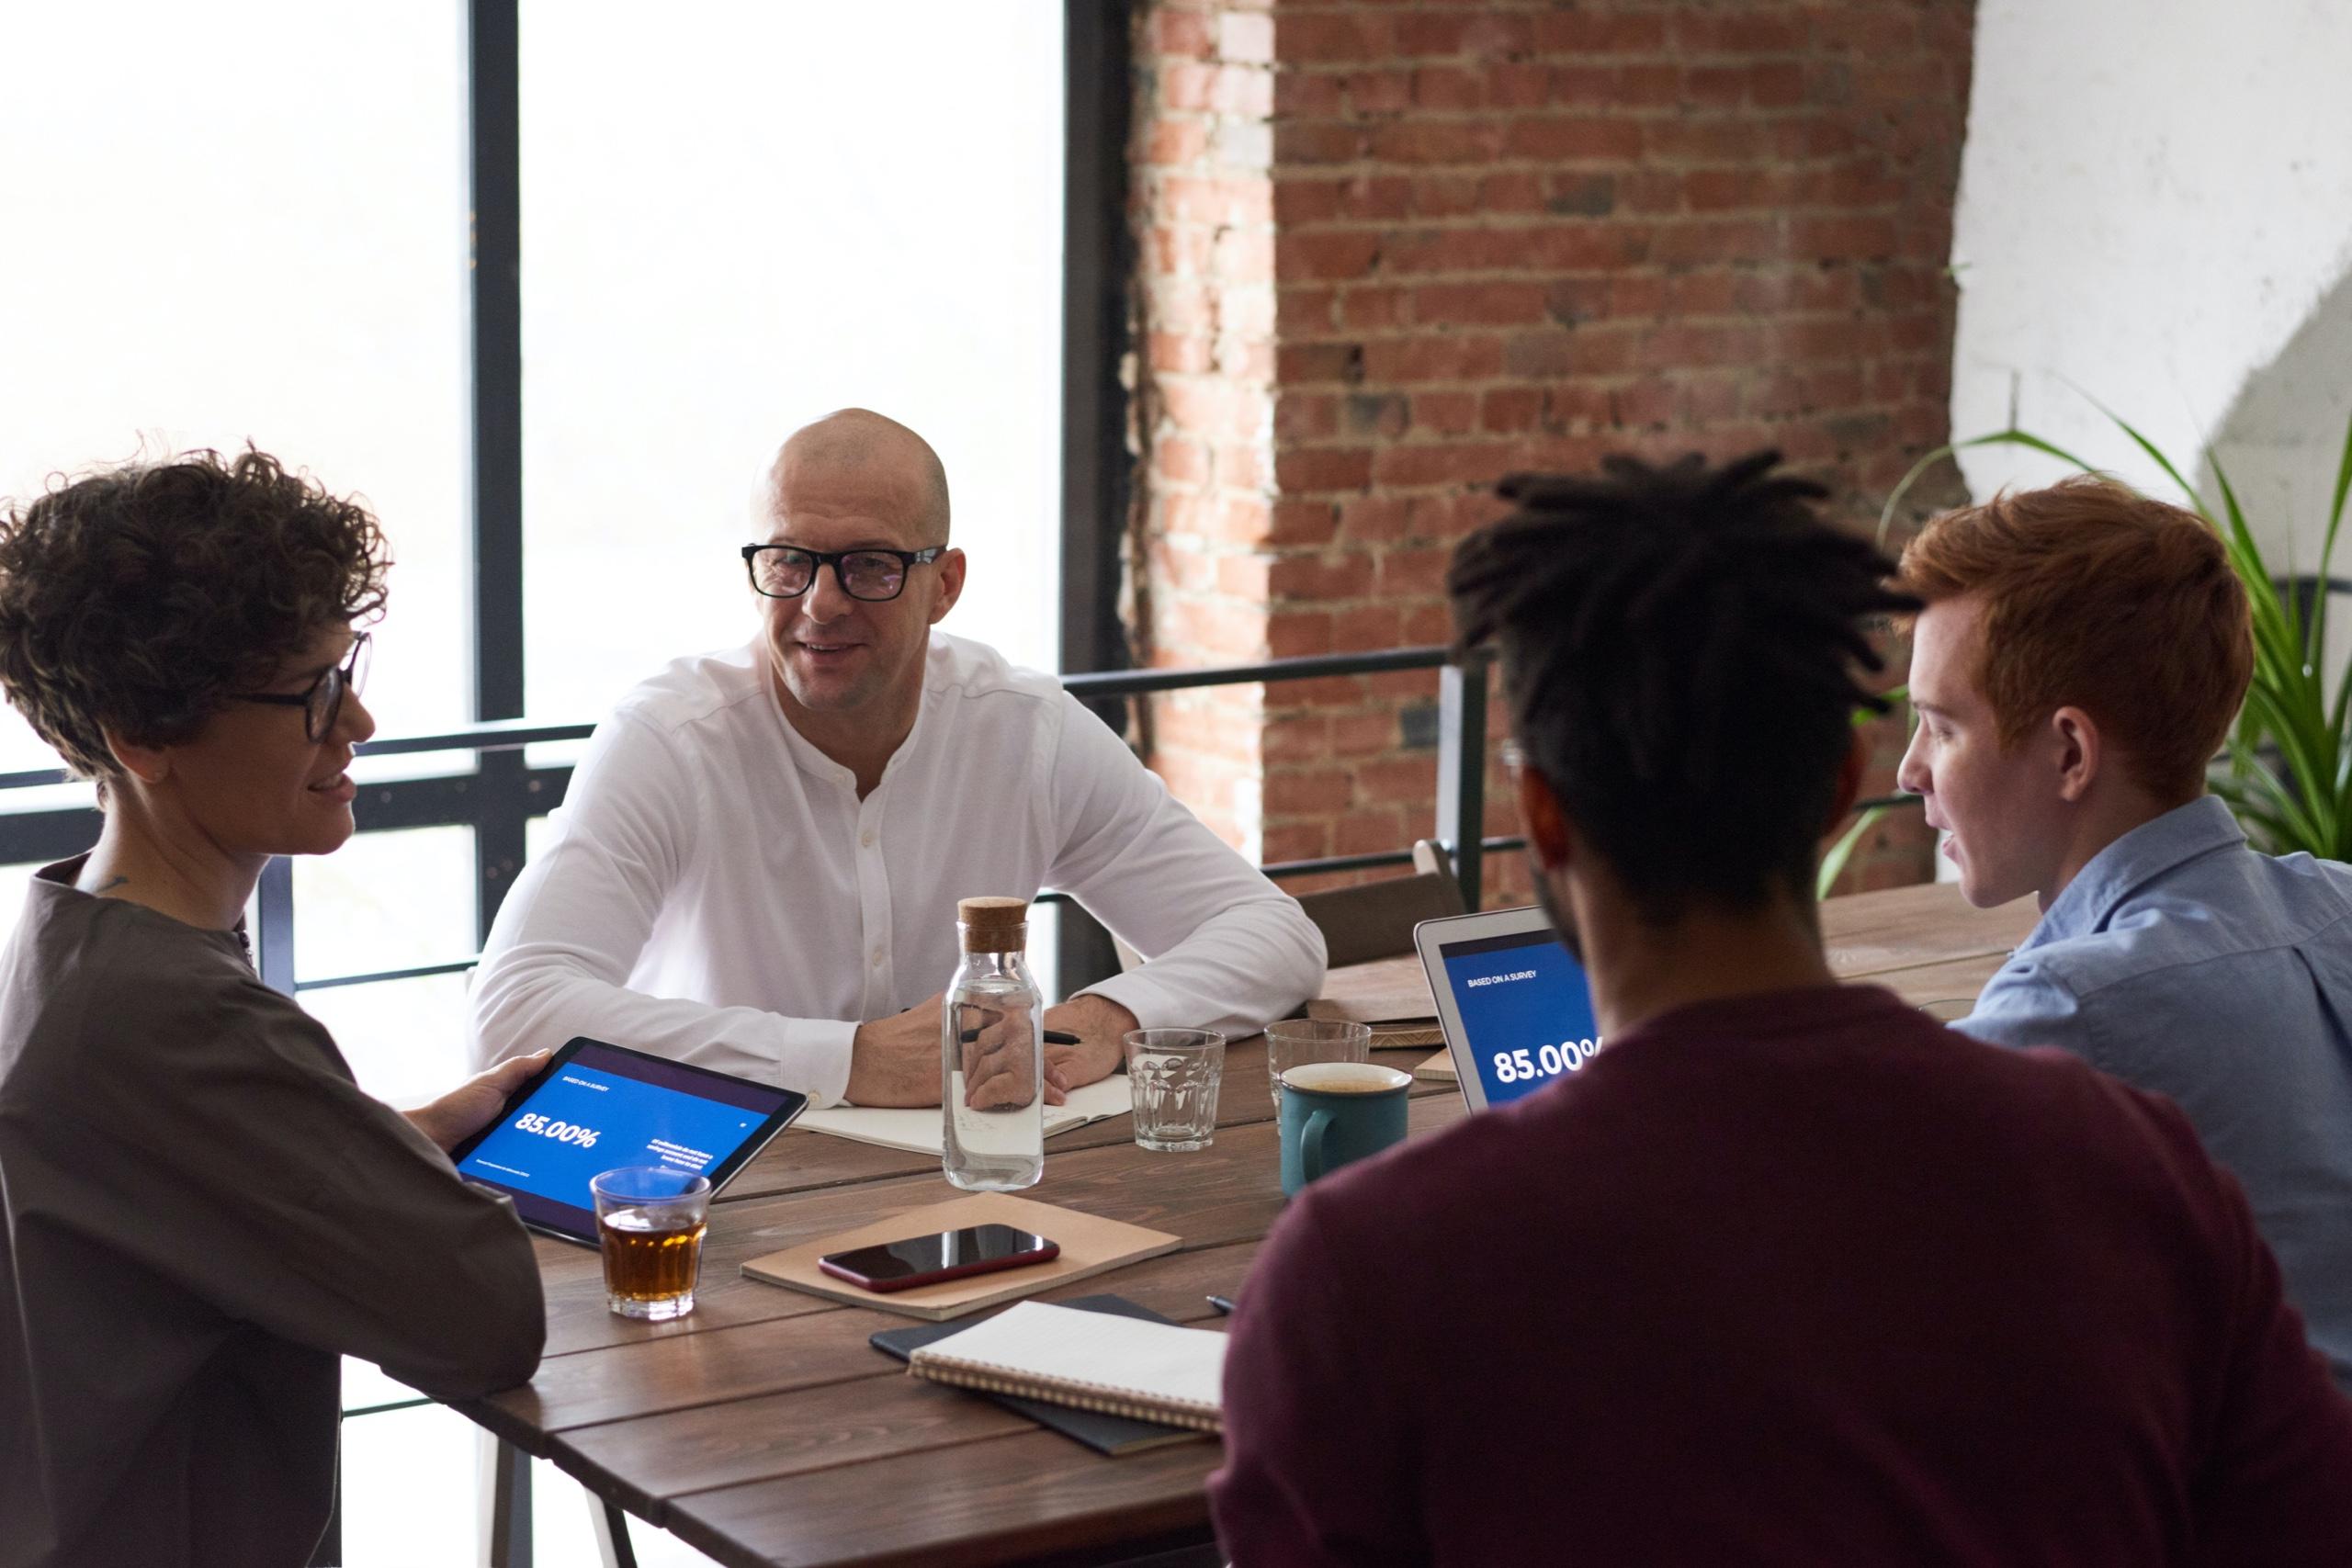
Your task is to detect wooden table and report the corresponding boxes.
[454,881,2035,1568]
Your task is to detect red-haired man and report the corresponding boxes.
[1898,474,2352,1392]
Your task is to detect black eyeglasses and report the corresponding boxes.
[741,544,944,604]
[231,631,370,742]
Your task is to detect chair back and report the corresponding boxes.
[1113,840,1471,973]
[1294,860,1469,970]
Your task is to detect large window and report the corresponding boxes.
[0,4,473,766]
[519,3,1068,715]
[0,3,1071,1066]
[0,9,1084,1560]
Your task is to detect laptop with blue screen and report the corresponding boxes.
[1413,906,1603,1111]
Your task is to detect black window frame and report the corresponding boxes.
[0,0,1144,995]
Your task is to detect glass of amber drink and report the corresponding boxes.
[590,1167,711,1321]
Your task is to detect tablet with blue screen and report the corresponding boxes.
[1414,907,1604,1111]
[450,1037,808,1245]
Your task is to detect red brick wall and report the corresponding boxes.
[1130,1,1974,898]
[1131,0,1281,855]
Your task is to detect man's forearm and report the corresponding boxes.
[1081,894,1326,1041]
[472,953,858,1105]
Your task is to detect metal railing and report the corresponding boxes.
[0,642,1929,998]
[0,645,1515,998]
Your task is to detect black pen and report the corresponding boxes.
[1206,1294,1239,1315]
[957,1027,1085,1045]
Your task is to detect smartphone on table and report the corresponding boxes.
[817,1224,1059,1292]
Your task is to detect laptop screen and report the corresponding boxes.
[1436,927,1603,1108]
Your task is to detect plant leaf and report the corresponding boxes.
[2202,455,2308,720]
[2325,404,2352,586]
[1875,431,2104,546]
[2307,404,2352,675]
[2210,446,2335,834]
[2089,399,2211,517]
[2224,734,2328,852]
[1816,805,1890,901]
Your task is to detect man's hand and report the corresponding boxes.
[406,1051,551,1155]
[851,994,1134,1110]
[847,994,948,1107]
[956,1003,1057,1111]
[1043,993,1137,1093]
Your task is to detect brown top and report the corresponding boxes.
[0,861,545,1568]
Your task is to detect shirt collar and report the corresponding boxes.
[32,854,256,967]
[1606,982,1913,1051]
[772,696,856,788]
[2021,795,2245,947]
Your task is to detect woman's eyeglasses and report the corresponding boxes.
[231,631,371,742]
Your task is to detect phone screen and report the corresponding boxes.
[821,1224,1053,1283]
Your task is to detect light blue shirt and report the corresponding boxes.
[1957,795,2352,1392]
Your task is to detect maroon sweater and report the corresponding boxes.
[1211,985,2352,1566]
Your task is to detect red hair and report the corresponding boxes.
[1894,475,2252,805]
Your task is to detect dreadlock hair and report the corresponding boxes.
[1448,450,1920,926]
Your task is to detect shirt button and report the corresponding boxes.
[861,830,876,849]
[871,951,885,969]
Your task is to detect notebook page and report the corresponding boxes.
[910,1300,1226,1412]
[796,1075,1133,1154]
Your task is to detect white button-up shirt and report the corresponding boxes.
[468,634,1327,1106]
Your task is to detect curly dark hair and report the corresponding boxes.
[1449,450,1919,924]
[0,448,391,783]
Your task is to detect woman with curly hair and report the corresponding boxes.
[0,450,546,1568]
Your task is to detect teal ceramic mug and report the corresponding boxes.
[1278,1061,1412,1196]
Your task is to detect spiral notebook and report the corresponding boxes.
[905,1299,1227,1434]
[872,1294,1206,1455]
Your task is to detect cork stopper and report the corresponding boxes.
[957,896,1030,953]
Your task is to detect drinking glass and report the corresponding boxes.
[1264,1018,1373,1111]
[1124,1029,1226,1153]
[590,1167,711,1321]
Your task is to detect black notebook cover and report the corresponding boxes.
[870,1293,1208,1455]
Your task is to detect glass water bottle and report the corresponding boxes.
[942,896,1045,1190]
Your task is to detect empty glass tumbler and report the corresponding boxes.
[1124,1029,1226,1152]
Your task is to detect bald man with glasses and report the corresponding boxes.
[469,409,1325,1108]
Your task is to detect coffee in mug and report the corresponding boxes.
[1278,1062,1411,1196]
[1281,1061,1408,1096]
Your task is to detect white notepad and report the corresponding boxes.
[794,1075,1134,1155]
[907,1299,1227,1432]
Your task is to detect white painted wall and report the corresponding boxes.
[1949,0,2352,562]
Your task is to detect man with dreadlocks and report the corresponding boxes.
[1208,453,2352,1565]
